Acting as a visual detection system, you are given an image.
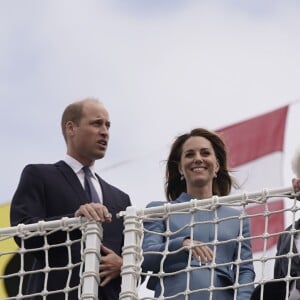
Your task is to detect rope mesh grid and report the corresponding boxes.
[0,217,102,300]
[1,188,300,299]
[119,186,300,300]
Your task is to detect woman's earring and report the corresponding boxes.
[214,172,218,178]
[180,174,185,181]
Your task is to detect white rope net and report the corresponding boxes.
[0,217,102,300]
[119,187,300,300]
[2,188,300,300]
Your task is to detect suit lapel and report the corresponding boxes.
[96,174,116,209]
[96,174,107,205]
[55,160,89,204]
[292,219,300,268]
[296,219,300,230]
[289,220,300,254]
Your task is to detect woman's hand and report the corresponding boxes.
[183,238,213,263]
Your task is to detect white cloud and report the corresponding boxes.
[1,0,300,205]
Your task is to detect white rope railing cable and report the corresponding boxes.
[0,217,102,300]
[186,201,195,300]
[19,238,26,299]
[80,220,103,300]
[118,187,293,219]
[120,206,143,300]
[234,191,249,298]
[234,203,245,299]
[0,217,85,236]
[119,186,300,300]
[160,202,171,299]
[2,187,300,300]
[43,225,49,300]
[252,193,300,294]
[285,196,298,298]
[211,197,220,300]
[260,189,271,293]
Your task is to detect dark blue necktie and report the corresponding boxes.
[82,166,100,203]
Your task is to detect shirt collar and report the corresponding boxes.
[64,154,97,178]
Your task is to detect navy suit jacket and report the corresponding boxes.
[274,219,300,279]
[10,160,131,300]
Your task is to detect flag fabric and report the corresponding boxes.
[216,106,289,252]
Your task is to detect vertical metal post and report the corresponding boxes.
[81,221,103,300]
[120,206,141,300]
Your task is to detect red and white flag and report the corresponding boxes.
[216,106,289,252]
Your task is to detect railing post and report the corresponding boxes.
[80,221,103,300]
[120,206,142,300]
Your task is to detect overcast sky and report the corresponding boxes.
[1,0,300,208]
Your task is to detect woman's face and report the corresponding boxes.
[179,136,219,192]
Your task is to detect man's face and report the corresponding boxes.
[67,101,110,165]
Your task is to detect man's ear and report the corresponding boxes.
[66,121,76,137]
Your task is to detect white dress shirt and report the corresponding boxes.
[64,155,103,203]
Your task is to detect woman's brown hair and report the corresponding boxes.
[165,128,232,201]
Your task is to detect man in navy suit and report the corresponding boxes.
[10,98,131,300]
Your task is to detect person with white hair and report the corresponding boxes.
[250,177,300,300]
[272,147,300,300]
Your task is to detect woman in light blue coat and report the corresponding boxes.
[142,128,255,300]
